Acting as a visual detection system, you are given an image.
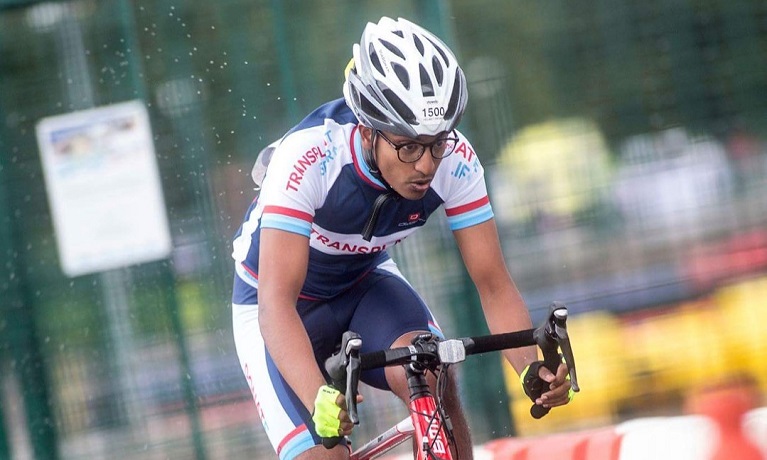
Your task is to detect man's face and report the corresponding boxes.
[360,127,447,200]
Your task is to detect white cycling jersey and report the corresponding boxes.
[231,98,493,301]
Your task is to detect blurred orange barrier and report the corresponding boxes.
[488,427,621,460]
[485,437,530,460]
[481,400,767,460]
[522,432,589,460]
[582,428,623,460]
[690,382,764,460]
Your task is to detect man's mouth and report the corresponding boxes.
[408,178,432,193]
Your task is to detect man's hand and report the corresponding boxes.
[521,361,574,409]
[312,385,362,438]
[536,362,573,408]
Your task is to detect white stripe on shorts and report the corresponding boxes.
[232,303,314,458]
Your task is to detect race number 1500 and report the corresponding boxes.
[422,107,446,117]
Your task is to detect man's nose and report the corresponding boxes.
[414,149,437,173]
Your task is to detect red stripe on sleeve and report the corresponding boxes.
[262,205,313,222]
[444,196,490,217]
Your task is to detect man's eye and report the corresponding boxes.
[400,143,421,153]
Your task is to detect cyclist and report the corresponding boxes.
[231,16,572,460]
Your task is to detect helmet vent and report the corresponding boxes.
[426,37,450,64]
[419,64,435,97]
[382,88,417,125]
[380,40,405,60]
[369,43,384,75]
[431,56,444,86]
[360,93,388,123]
[392,29,404,38]
[444,71,462,120]
[392,62,410,89]
[413,35,425,56]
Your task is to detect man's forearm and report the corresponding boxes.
[259,302,327,412]
[481,289,539,374]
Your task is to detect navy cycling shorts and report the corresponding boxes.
[231,260,443,459]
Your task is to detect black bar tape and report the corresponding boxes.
[466,329,536,355]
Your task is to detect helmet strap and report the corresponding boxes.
[362,127,398,194]
[363,130,381,175]
[359,129,401,240]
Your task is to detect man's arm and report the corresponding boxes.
[452,219,538,374]
[453,218,572,408]
[257,228,326,412]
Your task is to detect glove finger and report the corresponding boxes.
[313,385,344,438]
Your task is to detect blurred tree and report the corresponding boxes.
[453,0,767,159]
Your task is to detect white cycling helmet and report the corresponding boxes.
[343,17,468,138]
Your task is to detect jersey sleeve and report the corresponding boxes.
[256,130,327,237]
[439,134,495,231]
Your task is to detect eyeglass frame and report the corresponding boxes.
[375,129,459,163]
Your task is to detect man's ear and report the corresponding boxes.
[359,125,374,149]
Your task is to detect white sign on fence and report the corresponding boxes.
[36,100,172,277]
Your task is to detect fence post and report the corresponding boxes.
[0,131,15,460]
[0,108,59,460]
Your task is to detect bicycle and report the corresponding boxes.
[321,301,581,460]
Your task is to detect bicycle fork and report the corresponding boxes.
[407,363,454,460]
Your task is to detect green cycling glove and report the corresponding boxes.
[312,385,343,438]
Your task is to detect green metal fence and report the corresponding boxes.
[1,0,766,458]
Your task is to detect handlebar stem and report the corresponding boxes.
[406,364,431,401]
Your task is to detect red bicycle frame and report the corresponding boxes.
[410,393,452,459]
[350,364,453,460]
[349,395,452,460]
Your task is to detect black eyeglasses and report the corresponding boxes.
[376,130,459,163]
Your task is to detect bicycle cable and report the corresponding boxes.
[436,364,458,459]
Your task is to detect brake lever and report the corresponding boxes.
[322,331,362,449]
[551,305,580,392]
[530,302,580,419]
[345,338,361,424]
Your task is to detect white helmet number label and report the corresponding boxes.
[421,106,446,124]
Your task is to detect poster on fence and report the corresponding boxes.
[36,100,172,277]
